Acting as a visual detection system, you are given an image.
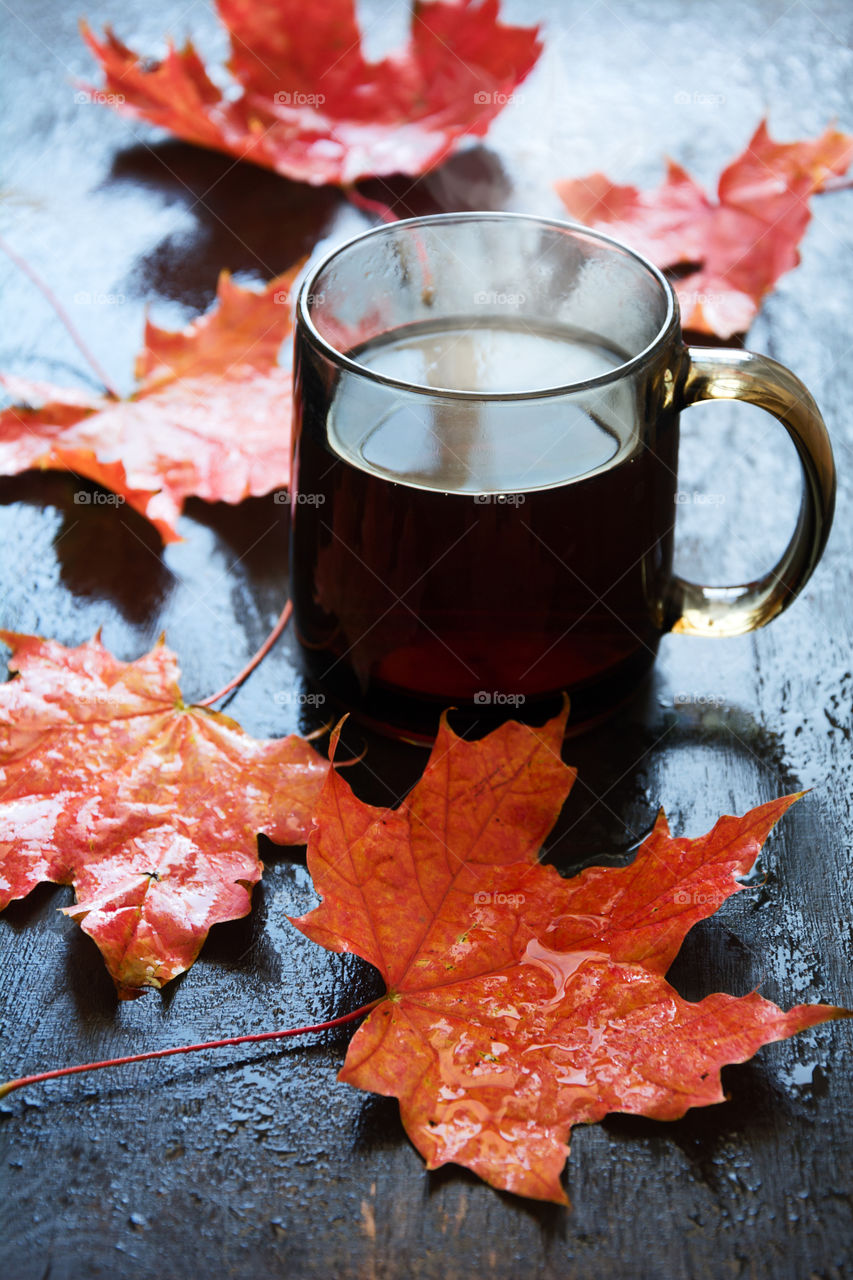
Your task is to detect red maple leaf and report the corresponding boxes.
[0,631,329,998]
[555,121,853,338]
[292,705,848,1203]
[80,0,542,186]
[0,267,298,543]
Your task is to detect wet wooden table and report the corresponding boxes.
[1,2,851,1277]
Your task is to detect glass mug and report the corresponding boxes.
[290,213,834,740]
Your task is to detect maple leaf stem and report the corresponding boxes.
[819,175,853,193]
[0,233,121,399]
[344,185,400,224]
[0,997,383,1100]
[194,599,293,708]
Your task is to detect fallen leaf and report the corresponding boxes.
[0,630,329,998]
[0,267,298,542]
[81,0,542,186]
[556,121,853,337]
[292,705,847,1202]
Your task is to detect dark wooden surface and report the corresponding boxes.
[1,2,852,1277]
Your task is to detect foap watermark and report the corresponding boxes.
[74,491,125,506]
[673,888,719,906]
[678,289,730,311]
[74,90,126,106]
[274,490,326,506]
[674,490,725,506]
[473,890,526,907]
[273,90,326,107]
[273,691,327,708]
[673,691,725,708]
[474,289,526,307]
[474,691,526,707]
[473,90,523,106]
[73,290,125,306]
[71,691,119,711]
[673,90,726,106]
[473,493,526,507]
[274,289,324,306]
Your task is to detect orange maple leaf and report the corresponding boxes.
[556,120,853,338]
[81,0,542,186]
[292,705,848,1202]
[0,267,298,542]
[0,631,329,998]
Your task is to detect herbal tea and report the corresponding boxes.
[291,317,679,736]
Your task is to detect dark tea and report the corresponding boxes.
[291,316,679,737]
[291,214,834,739]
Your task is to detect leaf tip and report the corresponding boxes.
[546,1184,571,1208]
[436,707,457,734]
[328,715,349,762]
[215,268,234,296]
[653,806,671,837]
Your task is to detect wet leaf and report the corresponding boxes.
[81,0,542,186]
[292,705,847,1202]
[556,121,853,337]
[0,268,298,542]
[0,630,329,998]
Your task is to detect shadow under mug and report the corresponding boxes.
[290,213,835,741]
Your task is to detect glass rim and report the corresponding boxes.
[296,211,680,402]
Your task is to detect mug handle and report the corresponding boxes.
[665,347,836,637]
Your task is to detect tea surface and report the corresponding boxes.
[329,320,633,493]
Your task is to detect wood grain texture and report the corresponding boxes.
[0,1,851,1276]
